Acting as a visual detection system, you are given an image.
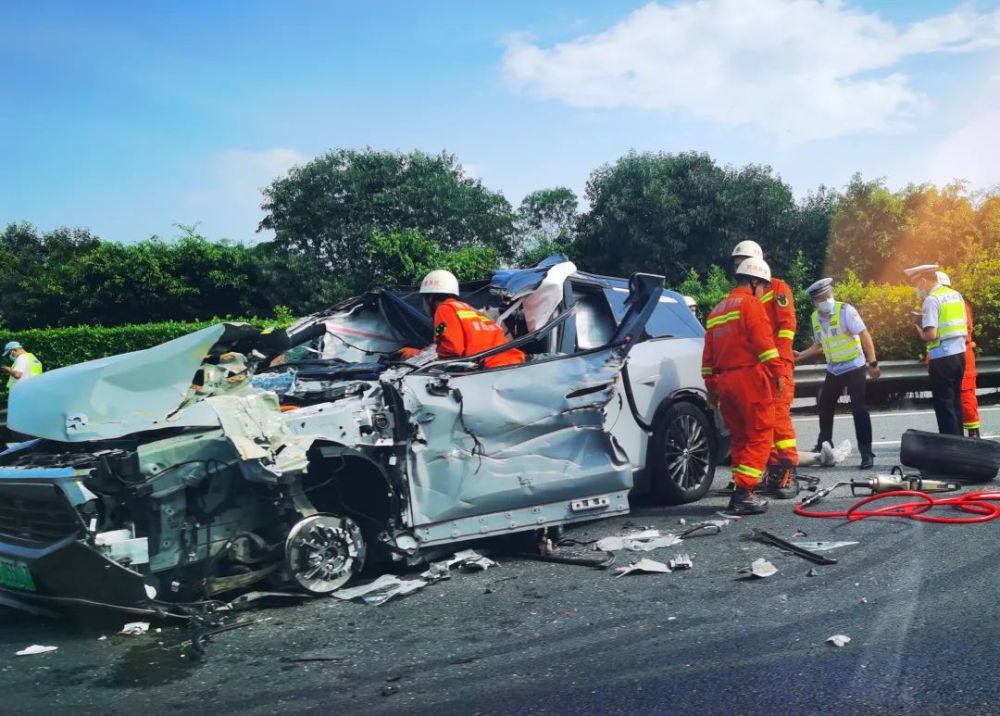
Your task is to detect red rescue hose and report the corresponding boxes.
[795,489,1000,524]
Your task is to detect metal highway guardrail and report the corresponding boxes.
[1,356,998,431]
[794,356,1000,400]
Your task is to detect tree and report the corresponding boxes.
[259,149,517,292]
[516,187,578,264]
[826,175,908,282]
[367,229,497,287]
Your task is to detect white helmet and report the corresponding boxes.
[682,295,697,309]
[936,270,951,287]
[731,240,764,260]
[419,269,460,296]
[735,257,771,284]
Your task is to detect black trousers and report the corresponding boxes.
[928,352,966,436]
[817,366,873,456]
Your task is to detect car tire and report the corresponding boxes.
[900,429,1000,483]
[650,401,717,505]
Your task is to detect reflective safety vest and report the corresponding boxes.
[811,303,861,365]
[7,352,43,389]
[927,286,968,350]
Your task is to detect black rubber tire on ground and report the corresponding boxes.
[650,401,718,505]
[900,429,1000,483]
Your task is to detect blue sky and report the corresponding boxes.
[2,1,999,243]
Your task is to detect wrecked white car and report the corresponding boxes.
[0,261,723,612]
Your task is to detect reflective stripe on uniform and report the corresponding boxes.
[760,291,774,304]
[758,348,779,362]
[733,464,763,479]
[964,421,981,429]
[706,310,741,328]
[774,438,796,450]
[777,329,796,340]
[812,303,862,365]
[701,366,714,376]
[927,287,968,349]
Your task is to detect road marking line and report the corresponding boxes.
[793,406,1000,423]
[870,434,999,447]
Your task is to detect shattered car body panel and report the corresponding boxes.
[0,261,721,612]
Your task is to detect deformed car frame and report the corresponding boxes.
[0,263,719,613]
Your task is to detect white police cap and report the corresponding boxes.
[805,278,834,299]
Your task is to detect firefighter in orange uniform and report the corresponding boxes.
[400,270,525,369]
[702,257,781,515]
[938,271,980,437]
[731,241,799,498]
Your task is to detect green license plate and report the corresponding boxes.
[0,557,36,592]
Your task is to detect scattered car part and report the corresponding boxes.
[900,429,1000,483]
[517,551,616,569]
[15,645,58,656]
[595,530,682,552]
[668,554,693,570]
[613,558,670,577]
[739,558,777,579]
[790,541,858,552]
[826,634,851,647]
[751,529,838,565]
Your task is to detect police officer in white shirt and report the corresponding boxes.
[904,264,967,435]
[794,278,880,469]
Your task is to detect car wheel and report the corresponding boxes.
[900,429,1000,483]
[285,514,367,593]
[650,401,717,505]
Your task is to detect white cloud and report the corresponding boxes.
[501,0,1000,143]
[181,148,307,241]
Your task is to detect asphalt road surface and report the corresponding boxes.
[3,406,1000,716]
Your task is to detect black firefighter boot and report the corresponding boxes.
[727,486,769,516]
[969,428,981,439]
[760,459,799,499]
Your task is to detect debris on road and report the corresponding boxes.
[791,541,858,552]
[826,634,851,647]
[750,529,839,565]
[739,558,778,579]
[614,558,671,577]
[15,645,58,656]
[680,520,730,538]
[669,554,694,570]
[119,622,151,636]
[806,568,819,577]
[334,574,429,605]
[596,530,682,552]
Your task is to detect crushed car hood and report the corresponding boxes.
[8,323,269,442]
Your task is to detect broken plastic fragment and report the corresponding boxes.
[791,541,858,552]
[333,574,428,606]
[119,622,150,636]
[15,645,58,656]
[596,530,682,552]
[827,634,851,647]
[739,558,777,579]
[613,558,671,577]
[668,554,693,570]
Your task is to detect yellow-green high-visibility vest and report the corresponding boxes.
[811,303,862,365]
[926,286,968,350]
[7,352,43,389]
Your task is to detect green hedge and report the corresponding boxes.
[680,259,998,361]
[1,315,293,397]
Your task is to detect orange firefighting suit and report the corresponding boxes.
[401,298,525,369]
[702,286,781,490]
[760,277,798,466]
[961,300,980,432]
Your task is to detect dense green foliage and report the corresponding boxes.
[6,147,1000,365]
[260,149,516,293]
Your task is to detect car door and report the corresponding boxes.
[397,274,663,531]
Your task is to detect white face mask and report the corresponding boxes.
[916,287,927,300]
[817,298,835,315]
